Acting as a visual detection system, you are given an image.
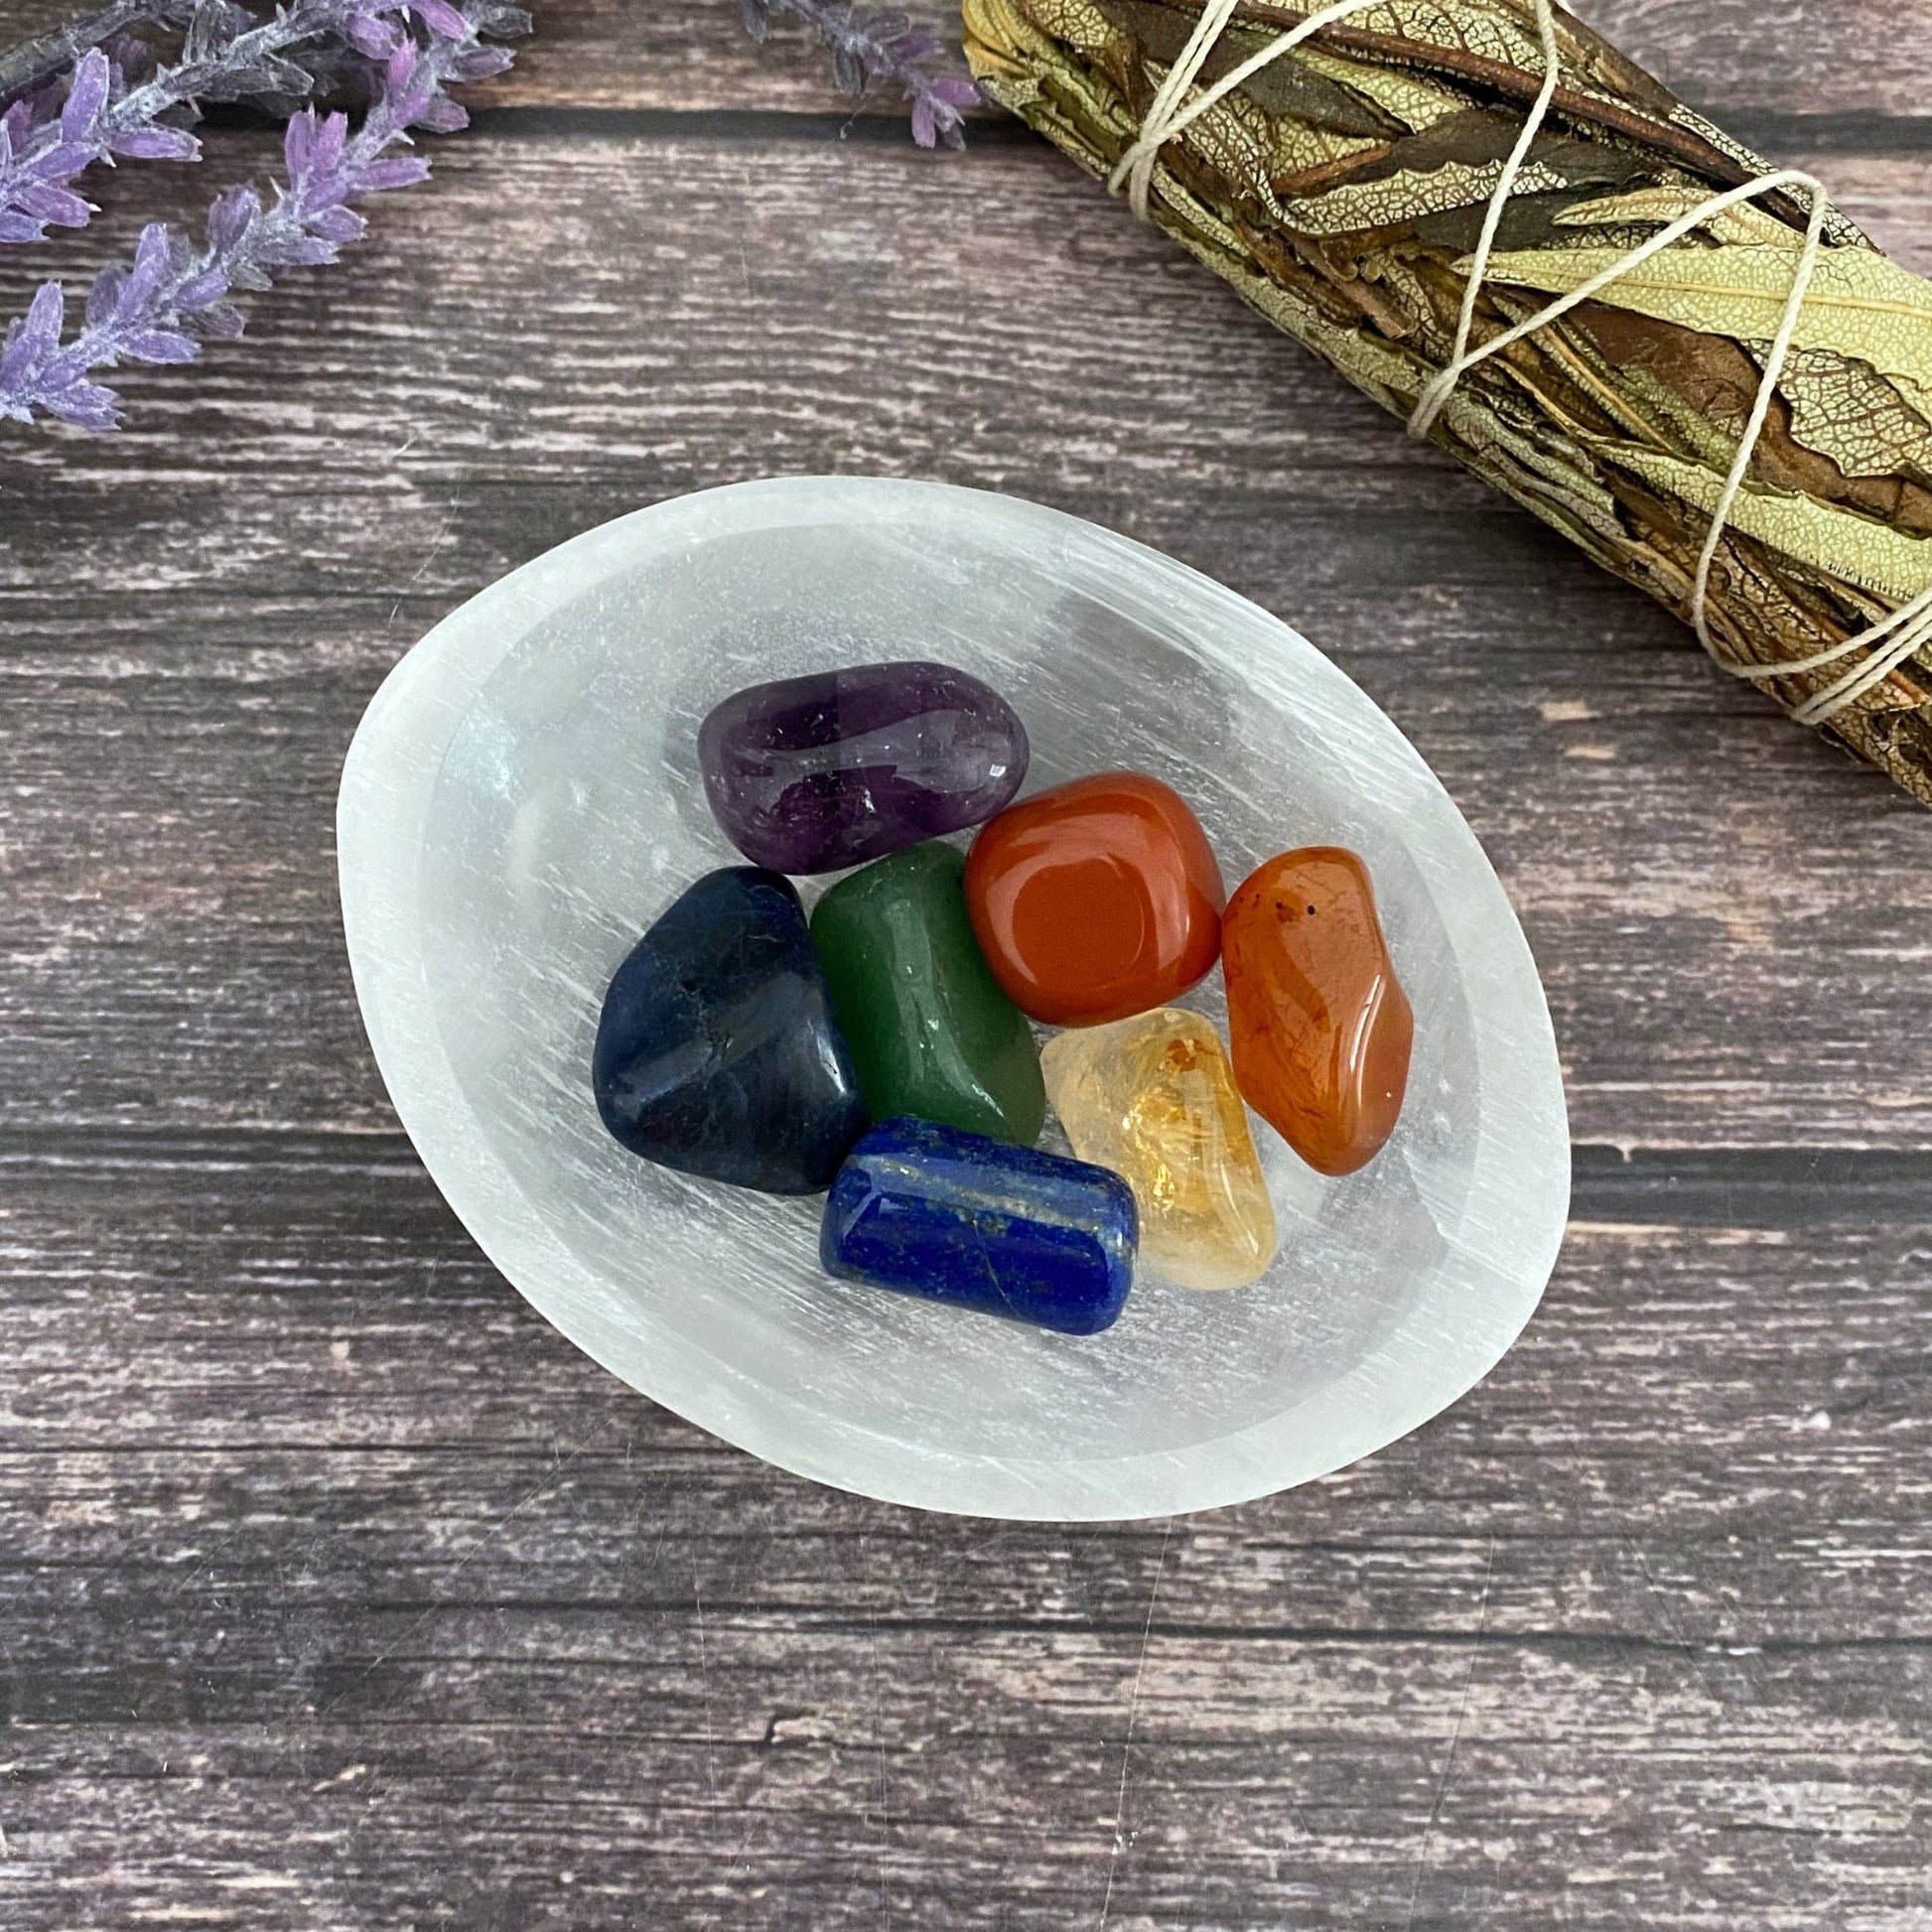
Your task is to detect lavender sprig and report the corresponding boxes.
[0,8,522,430]
[741,0,978,148]
[0,0,201,112]
[0,0,476,245]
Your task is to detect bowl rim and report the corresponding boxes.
[338,474,1572,1521]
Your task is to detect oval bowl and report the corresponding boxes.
[338,476,1569,1521]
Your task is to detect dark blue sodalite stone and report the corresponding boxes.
[820,1117,1138,1335]
[593,868,868,1194]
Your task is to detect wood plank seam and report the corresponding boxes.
[185,96,1932,156]
[5,1133,1929,1224]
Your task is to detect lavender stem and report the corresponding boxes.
[2,0,469,246]
[0,1,526,429]
[0,0,197,111]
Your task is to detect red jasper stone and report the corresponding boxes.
[1222,847,1413,1176]
[963,771,1225,1027]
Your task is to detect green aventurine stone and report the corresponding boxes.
[811,841,1046,1147]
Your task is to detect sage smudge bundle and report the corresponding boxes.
[964,0,1932,804]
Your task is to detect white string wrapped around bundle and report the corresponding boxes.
[1107,0,1932,726]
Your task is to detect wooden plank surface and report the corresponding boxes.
[503,0,1932,119]
[8,0,1927,116]
[6,137,1932,1148]
[1,1139,1928,1929]
[3,1,1932,1926]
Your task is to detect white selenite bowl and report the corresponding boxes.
[338,477,1570,1521]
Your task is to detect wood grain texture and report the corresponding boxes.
[482,0,1932,122]
[6,2,1924,130]
[5,136,1932,1148]
[5,2,1932,1925]
[0,1140,1928,1930]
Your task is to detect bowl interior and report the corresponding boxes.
[341,477,1569,1519]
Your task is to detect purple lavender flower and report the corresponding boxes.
[742,0,979,149]
[0,0,493,245]
[0,9,525,430]
[0,45,194,244]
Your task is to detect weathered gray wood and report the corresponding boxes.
[8,583,1932,1151]
[434,0,1932,123]
[5,5,1932,1926]
[0,1140,1928,1930]
[30,0,1900,117]
[4,2,1923,141]
[5,136,1932,1149]
[2,1135,1929,1622]
[556,0,1932,123]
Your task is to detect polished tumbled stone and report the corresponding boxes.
[811,841,1045,1146]
[1041,1008,1277,1291]
[1223,847,1413,1177]
[821,1117,1138,1335]
[593,868,868,1193]
[698,659,1029,874]
[964,770,1225,1026]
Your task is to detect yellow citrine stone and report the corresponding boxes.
[1040,1008,1277,1291]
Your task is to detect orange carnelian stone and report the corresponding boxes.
[1223,848,1413,1176]
[964,771,1225,1027]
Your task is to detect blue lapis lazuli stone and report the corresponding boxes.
[593,868,868,1194]
[821,1117,1138,1335]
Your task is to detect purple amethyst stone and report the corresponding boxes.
[698,660,1030,874]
